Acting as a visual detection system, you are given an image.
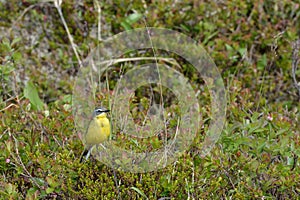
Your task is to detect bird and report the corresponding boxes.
[80,107,111,162]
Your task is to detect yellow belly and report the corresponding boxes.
[85,117,110,146]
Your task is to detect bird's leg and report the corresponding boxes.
[84,146,94,160]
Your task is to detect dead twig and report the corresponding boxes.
[291,39,300,99]
[53,0,83,68]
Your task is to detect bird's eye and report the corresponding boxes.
[95,109,102,114]
[94,108,109,115]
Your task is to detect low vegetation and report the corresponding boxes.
[0,0,299,199]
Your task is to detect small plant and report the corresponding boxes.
[0,37,22,109]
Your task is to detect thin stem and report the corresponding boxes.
[54,1,83,68]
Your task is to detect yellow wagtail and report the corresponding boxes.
[80,107,111,162]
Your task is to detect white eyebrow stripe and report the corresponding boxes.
[94,108,109,114]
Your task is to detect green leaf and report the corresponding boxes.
[253,128,267,133]
[257,54,267,70]
[203,30,218,45]
[257,140,266,153]
[11,37,21,46]
[0,64,14,77]
[62,94,72,103]
[24,81,44,111]
[12,51,22,62]
[121,21,132,31]
[5,183,14,194]
[225,43,234,52]
[125,13,143,25]
[46,187,55,194]
[130,187,148,199]
[287,156,294,166]
[1,37,11,52]
[46,176,60,188]
[238,47,247,57]
[26,187,38,198]
[121,13,143,30]
[275,128,289,136]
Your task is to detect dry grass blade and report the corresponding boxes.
[53,0,83,68]
[292,39,300,99]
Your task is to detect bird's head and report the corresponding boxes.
[93,107,110,119]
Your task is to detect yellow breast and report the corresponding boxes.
[85,116,111,146]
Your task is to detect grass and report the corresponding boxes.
[0,0,299,199]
